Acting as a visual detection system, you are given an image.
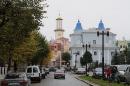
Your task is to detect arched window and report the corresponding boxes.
[94,51,97,55]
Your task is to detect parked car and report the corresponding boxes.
[115,65,127,83]
[41,68,46,79]
[54,70,65,79]
[76,68,86,74]
[124,66,130,84]
[92,67,102,78]
[1,72,31,86]
[49,67,56,72]
[26,65,41,82]
[45,68,49,75]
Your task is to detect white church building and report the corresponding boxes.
[70,20,117,68]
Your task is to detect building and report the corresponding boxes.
[49,16,70,67]
[70,20,117,68]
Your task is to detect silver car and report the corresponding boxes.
[124,66,130,83]
[1,72,31,86]
[92,68,102,78]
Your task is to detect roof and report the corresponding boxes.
[74,20,83,32]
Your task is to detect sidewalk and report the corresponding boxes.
[73,72,99,86]
[75,76,99,86]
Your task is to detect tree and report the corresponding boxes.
[13,31,38,67]
[111,50,120,65]
[82,51,92,76]
[42,51,53,66]
[62,52,71,64]
[80,57,85,67]
[31,32,50,65]
[0,0,45,71]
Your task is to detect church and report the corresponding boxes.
[70,20,117,68]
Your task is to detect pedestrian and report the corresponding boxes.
[106,67,111,80]
[111,66,118,81]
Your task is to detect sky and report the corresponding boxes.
[40,0,130,41]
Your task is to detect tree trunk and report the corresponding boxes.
[7,50,12,72]
[14,60,17,72]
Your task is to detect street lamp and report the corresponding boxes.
[82,44,91,54]
[97,29,109,78]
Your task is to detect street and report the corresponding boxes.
[32,72,89,86]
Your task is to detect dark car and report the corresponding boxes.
[49,67,56,72]
[45,68,49,75]
[41,68,46,79]
[92,68,102,78]
[1,72,31,86]
[54,70,65,79]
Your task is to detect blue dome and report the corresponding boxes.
[74,20,83,31]
[98,20,105,30]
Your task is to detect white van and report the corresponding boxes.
[26,65,41,82]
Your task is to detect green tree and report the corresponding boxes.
[13,31,38,67]
[0,0,45,71]
[80,57,85,67]
[31,32,50,65]
[82,51,92,76]
[62,52,71,65]
[111,50,120,65]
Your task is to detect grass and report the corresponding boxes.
[80,76,125,86]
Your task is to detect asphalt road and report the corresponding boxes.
[32,72,89,86]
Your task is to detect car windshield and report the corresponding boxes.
[118,65,127,71]
[56,70,64,73]
[5,73,24,79]
[95,68,102,72]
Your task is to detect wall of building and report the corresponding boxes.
[70,28,117,67]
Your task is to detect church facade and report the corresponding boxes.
[70,20,117,67]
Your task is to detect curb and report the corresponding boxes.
[75,76,99,86]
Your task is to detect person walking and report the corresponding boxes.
[106,67,111,80]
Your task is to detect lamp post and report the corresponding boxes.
[97,30,109,78]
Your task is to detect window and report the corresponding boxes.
[111,52,114,56]
[93,40,96,44]
[27,68,32,73]
[94,51,97,55]
[120,45,122,48]
[33,67,38,73]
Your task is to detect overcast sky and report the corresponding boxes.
[40,0,130,41]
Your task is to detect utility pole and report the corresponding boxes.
[97,30,109,78]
